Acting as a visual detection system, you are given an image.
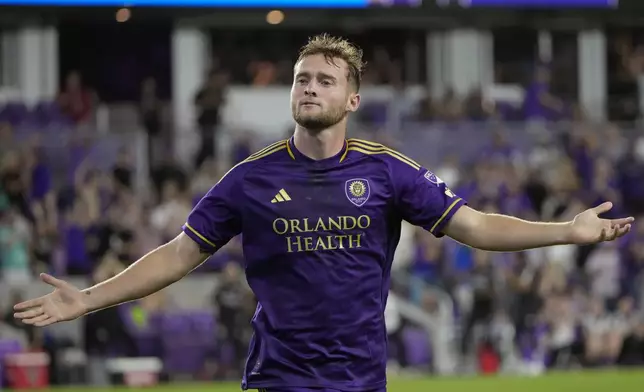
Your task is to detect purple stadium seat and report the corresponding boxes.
[192,312,216,336]
[402,328,432,367]
[159,314,190,373]
[400,122,538,168]
[160,313,212,375]
[32,101,63,123]
[1,102,29,126]
[0,339,23,359]
[117,305,162,358]
[218,342,237,366]
[0,339,23,387]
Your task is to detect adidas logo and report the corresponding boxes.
[271,189,291,203]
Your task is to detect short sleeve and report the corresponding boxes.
[182,166,244,253]
[393,164,466,238]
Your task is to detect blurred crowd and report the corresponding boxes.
[388,122,644,372]
[0,27,644,384]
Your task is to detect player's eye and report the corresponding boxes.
[296,78,308,85]
[320,80,332,86]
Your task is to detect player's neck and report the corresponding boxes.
[293,125,346,161]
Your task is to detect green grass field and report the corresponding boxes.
[49,370,644,392]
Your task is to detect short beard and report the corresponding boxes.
[293,106,347,132]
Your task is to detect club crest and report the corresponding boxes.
[345,179,370,207]
[424,171,443,185]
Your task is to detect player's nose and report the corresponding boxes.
[304,86,317,97]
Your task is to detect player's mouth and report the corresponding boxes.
[300,101,320,107]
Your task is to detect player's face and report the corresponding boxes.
[291,54,360,131]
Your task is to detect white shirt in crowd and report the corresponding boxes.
[391,221,415,271]
[385,293,402,334]
[585,243,620,300]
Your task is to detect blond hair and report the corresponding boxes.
[297,33,366,91]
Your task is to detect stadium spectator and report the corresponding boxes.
[618,141,644,216]
[84,262,137,365]
[1,150,32,222]
[463,89,496,121]
[194,69,228,168]
[150,178,192,243]
[410,230,447,293]
[140,77,164,171]
[63,192,94,276]
[362,46,398,85]
[0,122,14,159]
[150,156,187,200]
[523,64,566,121]
[544,293,582,369]
[247,60,278,86]
[190,158,220,206]
[437,88,464,121]
[506,251,542,339]
[392,221,415,272]
[229,131,254,164]
[213,261,250,378]
[414,93,438,121]
[2,290,36,346]
[24,138,58,267]
[460,250,497,356]
[111,147,134,192]
[384,294,408,371]
[621,227,644,301]
[582,297,619,365]
[607,34,642,121]
[0,207,32,283]
[613,296,642,365]
[58,70,95,125]
[604,125,628,163]
[585,242,621,304]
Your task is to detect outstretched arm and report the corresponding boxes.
[443,202,634,252]
[81,233,208,312]
[13,233,209,326]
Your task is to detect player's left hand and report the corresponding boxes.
[569,202,634,245]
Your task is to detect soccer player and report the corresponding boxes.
[15,34,633,392]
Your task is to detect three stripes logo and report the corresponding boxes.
[271,189,291,203]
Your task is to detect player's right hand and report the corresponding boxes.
[13,273,90,327]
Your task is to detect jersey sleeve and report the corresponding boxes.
[392,162,466,238]
[182,166,244,253]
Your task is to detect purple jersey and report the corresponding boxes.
[183,137,466,391]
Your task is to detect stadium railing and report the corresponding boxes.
[391,270,457,374]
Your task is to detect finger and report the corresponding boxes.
[592,202,613,215]
[14,308,44,320]
[611,217,635,226]
[13,298,44,312]
[22,313,51,325]
[607,229,618,241]
[602,228,615,242]
[615,224,632,238]
[34,317,57,327]
[599,227,607,242]
[13,297,45,312]
[606,223,630,241]
[40,273,68,289]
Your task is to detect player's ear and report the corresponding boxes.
[347,93,360,113]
